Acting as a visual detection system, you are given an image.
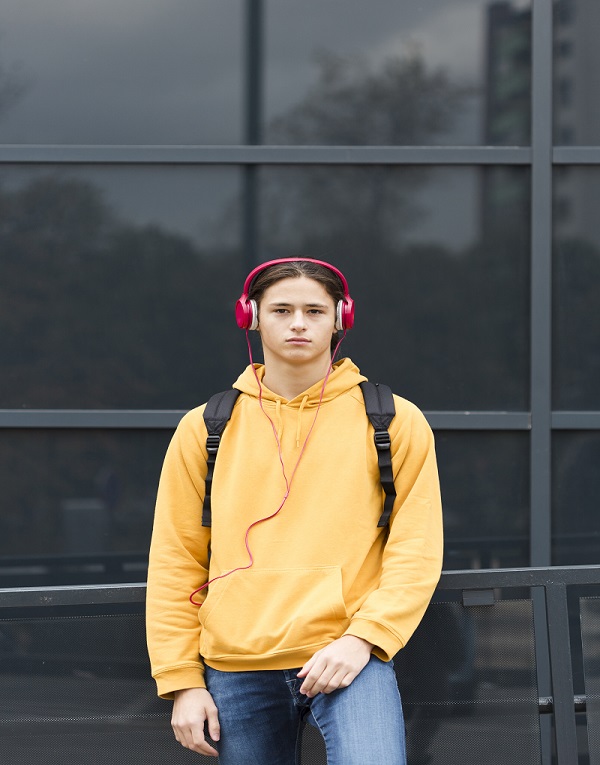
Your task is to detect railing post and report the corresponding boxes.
[545,582,578,764]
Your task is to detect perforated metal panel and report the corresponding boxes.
[581,597,600,765]
[394,600,542,765]
[0,602,542,765]
[0,613,213,764]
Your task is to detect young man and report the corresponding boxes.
[146,258,443,764]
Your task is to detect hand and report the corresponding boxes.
[297,635,374,698]
[172,687,220,757]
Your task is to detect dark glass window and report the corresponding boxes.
[265,0,531,146]
[259,165,530,410]
[436,431,530,570]
[553,2,600,144]
[0,166,246,408]
[0,1,243,144]
[0,429,173,586]
[553,167,600,410]
[552,432,600,565]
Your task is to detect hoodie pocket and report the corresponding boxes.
[199,566,348,660]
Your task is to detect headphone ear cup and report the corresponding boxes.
[248,299,259,331]
[235,297,253,329]
[336,298,355,331]
[335,301,344,332]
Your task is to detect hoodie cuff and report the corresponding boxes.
[343,619,404,663]
[154,664,206,699]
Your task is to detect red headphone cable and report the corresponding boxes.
[189,331,346,606]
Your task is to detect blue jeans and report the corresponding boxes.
[204,656,406,765]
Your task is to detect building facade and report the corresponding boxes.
[0,0,598,587]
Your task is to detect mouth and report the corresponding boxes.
[286,338,310,344]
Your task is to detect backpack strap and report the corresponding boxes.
[201,389,241,527]
[359,381,397,527]
[201,382,397,529]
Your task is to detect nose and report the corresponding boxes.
[289,309,307,331]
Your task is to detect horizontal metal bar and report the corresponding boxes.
[0,582,147,608]
[425,412,531,430]
[553,147,600,164]
[439,564,600,589]
[538,696,587,714]
[552,411,600,430]
[0,145,532,166]
[3,410,598,432]
[2,566,600,608]
[0,410,186,429]
[0,410,533,430]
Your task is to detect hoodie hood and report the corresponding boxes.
[232,357,367,409]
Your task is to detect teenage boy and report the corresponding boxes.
[146,258,443,764]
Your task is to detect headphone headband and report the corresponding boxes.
[241,258,350,299]
[235,257,354,331]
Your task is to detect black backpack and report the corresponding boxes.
[201,381,396,529]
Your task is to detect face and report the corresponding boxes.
[257,276,337,367]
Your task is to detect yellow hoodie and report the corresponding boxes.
[146,358,443,698]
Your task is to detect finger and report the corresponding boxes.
[206,705,221,742]
[300,664,336,697]
[190,729,219,757]
[173,726,194,749]
[173,721,219,757]
[297,652,319,678]
[322,669,356,694]
[298,660,324,694]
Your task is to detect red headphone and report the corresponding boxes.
[235,258,355,332]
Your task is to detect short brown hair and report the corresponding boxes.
[248,259,345,354]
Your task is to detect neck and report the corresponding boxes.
[261,355,334,400]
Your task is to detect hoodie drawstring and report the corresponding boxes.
[275,399,283,441]
[296,395,308,447]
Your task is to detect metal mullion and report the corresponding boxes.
[530,0,554,569]
[0,145,531,165]
[242,0,263,271]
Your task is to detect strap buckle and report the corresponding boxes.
[206,434,221,454]
[374,430,391,451]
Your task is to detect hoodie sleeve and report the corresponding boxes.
[344,397,443,660]
[146,407,211,698]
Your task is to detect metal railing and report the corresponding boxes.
[1,565,599,765]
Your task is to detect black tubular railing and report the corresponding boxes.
[1,566,599,765]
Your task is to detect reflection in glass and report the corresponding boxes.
[552,432,600,565]
[435,432,530,570]
[265,0,531,146]
[553,167,600,410]
[0,0,243,144]
[259,165,530,410]
[0,166,245,408]
[0,430,171,586]
[554,1,600,145]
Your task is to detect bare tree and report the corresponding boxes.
[262,47,473,253]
